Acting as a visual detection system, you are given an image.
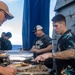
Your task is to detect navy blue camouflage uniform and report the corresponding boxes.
[56,29,75,75]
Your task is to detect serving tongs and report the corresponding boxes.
[24,58,44,65]
[24,58,38,65]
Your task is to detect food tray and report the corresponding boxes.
[16,64,49,75]
[16,72,49,75]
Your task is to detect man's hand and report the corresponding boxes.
[34,53,52,63]
[31,46,41,53]
[34,55,45,63]
[32,49,41,53]
[6,67,17,75]
[0,66,17,75]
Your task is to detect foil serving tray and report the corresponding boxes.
[16,72,49,75]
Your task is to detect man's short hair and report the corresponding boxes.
[52,14,66,23]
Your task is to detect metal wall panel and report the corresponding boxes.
[55,0,74,11]
[53,0,75,50]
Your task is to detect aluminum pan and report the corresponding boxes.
[7,50,33,61]
[16,72,49,75]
